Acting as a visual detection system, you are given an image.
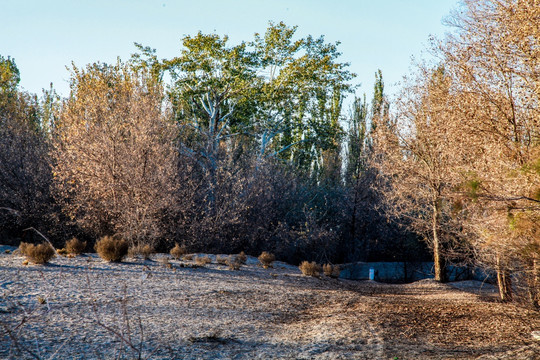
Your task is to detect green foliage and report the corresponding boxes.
[0,55,20,94]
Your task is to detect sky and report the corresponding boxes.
[2,0,460,101]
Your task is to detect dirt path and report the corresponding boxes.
[1,250,539,359]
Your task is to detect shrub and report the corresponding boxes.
[19,242,55,265]
[227,255,242,270]
[57,248,68,256]
[216,255,228,265]
[65,237,87,255]
[170,243,187,260]
[299,261,322,277]
[237,251,247,264]
[95,236,128,262]
[258,251,275,269]
[195,255,211,266]
[324,264,340,278]
[182,254,194,261]
[129,244,154,260]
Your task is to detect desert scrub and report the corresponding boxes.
[299,261,322,277]
[323,263,340,278]
[65,237,87,255]
[129,244,154,260]
[19,242,55,265]
[227,255,242,270]
[216,255,228,265]
[170,243,187,259]
[95,236,128,262]
[258,251,275,269]
[237,251,247,264]
[182,254,194,261]
[195,255,211,266]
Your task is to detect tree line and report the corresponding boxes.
[1,0,539,307]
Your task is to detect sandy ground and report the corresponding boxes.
[1,246,539,359]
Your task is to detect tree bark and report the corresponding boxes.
[496,253,513,302]
[432,201,447,282]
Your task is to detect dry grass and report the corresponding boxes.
[170,243,187,260]
[299,261,321,277]
[195,255,211,266]
[216,255,228,265]
[182,254,194,261]
[19,242,55,265]
[226,255,242,270]
[129,244,155,260]
[237,251,247,264]
[94,236,128,262]
[258,251,275,269]
[65,237,87,255]
[323,263,340,278]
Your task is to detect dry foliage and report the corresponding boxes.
[65,237,87,255]
[226,255,242,270]
[19,242,55,264]
[170,243,187,260]
[128,244,155,260]
[299,261,321,277]
[182,254,194,261]
[195,255,211,266]
[323,263,340,278]
[258,251,275,269]
[94,236,128,262]
[216,255,228,265]
[236,251,247,264]
[52,61,179,248]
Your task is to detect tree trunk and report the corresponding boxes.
[527,257,540,309]
[432,202,446,282]
[496,253,513,302]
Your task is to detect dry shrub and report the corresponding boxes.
[95,236,128,262]
[195,255,211,266]
[323,263,340,278]
[170,243,187,260]
[258,251,275,269]
[57,248,68,256]
[237,251,247,264]
[129,244,154,260]
[299,261,322,277]
[65,237,87,255]
[216,255,228,265]
[226,255,242,270]
[19,242,55,265]
[183,254,194,261]
[159,257,172,269]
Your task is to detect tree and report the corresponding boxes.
[53,61,179,247]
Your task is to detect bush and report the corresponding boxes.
[182,254,194,261]
[227,255,242,270]
[195,255,211,266]
[129,244,154,260]
[323,263,340,278]
[170,243,187,260]
[65,237,87,255]
[299,261,322,277]
[237,251,247,264]
[95,236,128,262]
[258,251,275,269]
[216,255,228,265]
[19,242,55,265]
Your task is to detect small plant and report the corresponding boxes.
[226,255,242,270]
[323,263,340,278]
[37,296,47,305]
[195,255,211,266]
[237,251,247,264]
[19,242,56,265]
[159,257,172,269]
[65,237,87,255]
[57,248,68,256]
[129,244,154,260]
[182,254,194,261]
[299,261,322,277]
[258,251,275,269]
[216,255,228,265]
[95,236,128,262]
[170,243,187,260]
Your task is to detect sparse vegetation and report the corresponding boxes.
[65,237,87,255]
[170,243,187,260]
[195,255,211,266]
[226,255,242,270]
[299,261,322,277]
[258,251,275,269]
[19,242,55,265]
[323,264,340,278]
[237,251,247,264]
[182,254,194,261]
[216,255,228,265]
[129,244,155,260]
[94,236,128,262]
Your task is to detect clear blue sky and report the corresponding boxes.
[2,0,459,100]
